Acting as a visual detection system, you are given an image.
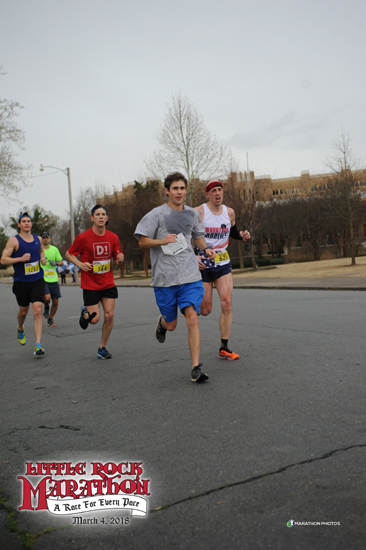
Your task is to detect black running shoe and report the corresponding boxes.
[43,305,50,319]
[48,318,56,327]
[79,306,89,330]
[155,315,167,343]
[191,363,209,383]
[98,347,112,359]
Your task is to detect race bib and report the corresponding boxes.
[214,250,230,263]
[93,260,111,273]
[24,261,40,275]
[161,233,188,256]
[44,269,56,278]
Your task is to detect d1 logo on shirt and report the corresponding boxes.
[93,242,111,259]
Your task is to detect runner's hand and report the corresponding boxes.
[197,256,206,270]
[116,250,124,263]
[240,230,250,241]
[21,253,31,262]
[81,262,93,271]
[162,234,177,245]
[40,257,47,266]
[206,249,216,260]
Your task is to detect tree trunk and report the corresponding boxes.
[350,220,356,265]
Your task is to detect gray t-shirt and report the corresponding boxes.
[134,203,205,287]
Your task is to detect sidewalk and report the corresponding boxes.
[111,271,366,290]
[1,266,365,290]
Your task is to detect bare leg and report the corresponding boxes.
[32,302,43,344]
[50,297,59,319]
[17,305,29,331]
[214,273,234,341]
[100,298,115,348]
[200,281,213,316]
[184,305,201,368]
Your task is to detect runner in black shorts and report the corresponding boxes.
[65,205,124,359]
[195,180,250,361]
[1,213,47,356]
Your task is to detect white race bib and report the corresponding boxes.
[161,233,188,256]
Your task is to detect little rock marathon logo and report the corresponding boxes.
[18,460,150,519]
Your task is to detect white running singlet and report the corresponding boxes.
[202,203,231,267]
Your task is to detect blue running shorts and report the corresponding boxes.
[154,280,204,322]
[44,281,62,299]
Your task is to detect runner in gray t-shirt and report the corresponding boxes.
[134,172,215,383]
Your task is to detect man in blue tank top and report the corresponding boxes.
[1,213,47,356]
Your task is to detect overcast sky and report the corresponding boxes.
[1,0,365,224]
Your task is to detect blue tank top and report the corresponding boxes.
[12,234,43,282]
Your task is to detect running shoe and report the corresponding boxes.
[43,305,50,319]
[79,306,89,330]
[155,315,167,343]
[191,363,209,383]
[98,347,112,359]
[48,318,56,327]
[17,327,26,345]
[219,346,240,360]
[34,343,45,356]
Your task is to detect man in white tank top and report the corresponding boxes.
[195,180,250,360]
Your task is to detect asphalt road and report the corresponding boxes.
[0,283,365,549]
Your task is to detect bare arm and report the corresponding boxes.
[138,234,178,249]
[65,250,92,272]
[39,243,46,266]
[228,207,250,241]
[195,205,205,223]
[0,237,29,265]
[114,250,124,265]
[193,237,216,260]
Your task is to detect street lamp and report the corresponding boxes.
[39,164,78,284]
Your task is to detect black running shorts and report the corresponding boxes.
[201,262,232,283]
[83,286,118,306]
[12,278,45,307]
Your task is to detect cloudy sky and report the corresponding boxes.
[1,0,365,223]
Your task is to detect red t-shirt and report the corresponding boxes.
[67,228,121,290]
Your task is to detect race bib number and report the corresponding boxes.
[214,250,230,263]
[44,269,56,278]
[24,261,40,275]
[93,260,111,273]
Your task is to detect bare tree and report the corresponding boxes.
[323,130,364,265]
[145,91,237,204]
[0,67,30,199]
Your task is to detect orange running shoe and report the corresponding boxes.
[219,346,240,360]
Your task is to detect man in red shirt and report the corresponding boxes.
[66,205,124,359]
